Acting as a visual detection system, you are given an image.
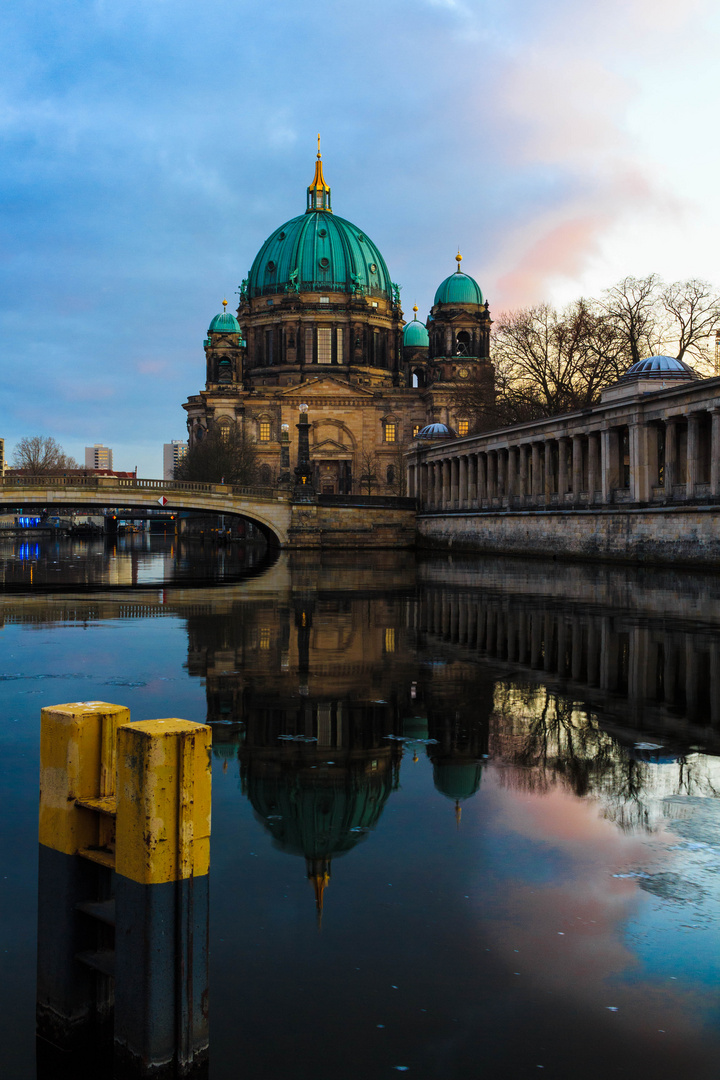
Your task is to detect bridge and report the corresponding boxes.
[0,475,417,550]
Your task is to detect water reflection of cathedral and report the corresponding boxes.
[185,584,495,909]
[181,557,720,896]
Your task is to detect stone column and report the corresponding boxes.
[477,453,487,504]
[519,445,529,500]
[450,458,459,507]
[487,452,497,500]
[630,421,651,503]
[497,450,506,499]
[711,409,720,497]
[407,461,416,500]
[686,413,700,500]
[507,446,517,506]
[601,429,618,504]
[665,419,677,491]
[588,433,599,503]
[458,456,467,509]
[531,443,542,501]
[468,454,477,506]
[442,459,451,508]
[572,436,583,500]
[558,437,569,501]
[544,441,554,503]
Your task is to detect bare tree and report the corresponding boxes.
[454,300,626,425]
[600,274,668,367]
[661,278,720,370]
[358,449,379,495]
[176,423,257,485]
[385,443,408,496]
[11,436,79,473]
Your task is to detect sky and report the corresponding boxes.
[2,0,720,476]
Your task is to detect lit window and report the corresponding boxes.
[336,327,343,360]
[384,628,396,653]
[305,327,313,362]
[457,420,469,437]
[259,628,271,650]
[385,422,397,443]
[317,327,332,363]
[413,425,420,437]
[319,296,329,304]
[218,423,230,443]
[259,421,271,442]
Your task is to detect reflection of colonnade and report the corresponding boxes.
[408,373,720,511]
[419,586,720,733]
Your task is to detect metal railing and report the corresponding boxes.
[0,475,287,500]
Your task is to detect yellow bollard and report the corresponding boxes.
[115,719,211,885]
[37,702,129,1054]
[114,718,211,1076]
[39,701,129,856]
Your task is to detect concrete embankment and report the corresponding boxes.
[417,505,720,567]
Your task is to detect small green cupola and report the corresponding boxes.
[306,134,332,213]
[433,252,484,306]
[208,299,241,335]
[403,305,429,348]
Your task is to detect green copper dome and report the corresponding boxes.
[403,316,429,348]
[434,254,484,306]
[208,310,241,333]
[248,210,392,300]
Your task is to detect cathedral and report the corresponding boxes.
[183,144,493,494]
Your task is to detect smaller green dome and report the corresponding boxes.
[208,310,240,334]
[403,318,429,348]
[434,255,483,306]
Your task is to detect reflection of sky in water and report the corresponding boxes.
[3,555,720,1080]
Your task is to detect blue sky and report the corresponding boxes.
[2,0,720,476]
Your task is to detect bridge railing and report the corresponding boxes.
[0,475,286,500]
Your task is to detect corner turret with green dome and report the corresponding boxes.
[427,252,492,388]
[203,299,244,388]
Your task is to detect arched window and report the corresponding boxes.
[456,330,471,356]
[258,419,272,442]
[387,464,395,484]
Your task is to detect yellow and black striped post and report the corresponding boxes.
[114,719,211,1077]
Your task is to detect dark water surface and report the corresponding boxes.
[2,538,720,1079]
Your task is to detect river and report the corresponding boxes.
[1,534,719,1079]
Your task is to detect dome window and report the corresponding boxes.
[266,261,276,274]
[319,257,330,270]
[277,231,285,241]
[319,228,327,238]
[357,234,365,242]
[369,263,377,273]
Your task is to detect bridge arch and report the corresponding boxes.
[0,478,293,549]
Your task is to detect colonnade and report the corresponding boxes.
[408,405,720,510]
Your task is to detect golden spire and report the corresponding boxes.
[222,298,228,310]
[307,134,332,213]
[455,251,463,273]
[311,870,330,930]
[412,304,419,321]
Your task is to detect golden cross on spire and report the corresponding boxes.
[317,132,321,159]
